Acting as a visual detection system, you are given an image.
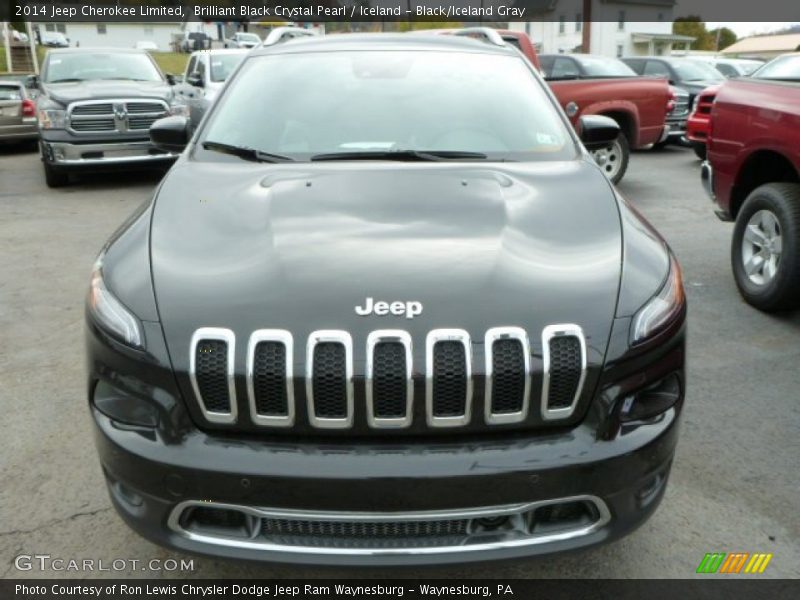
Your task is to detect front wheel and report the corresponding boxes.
[43,161,69,188]
[692,141,706,160]
[590,134,629,184]
[731,183,800,311]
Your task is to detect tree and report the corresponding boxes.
[673,16,714,50]
[709,27,738,51]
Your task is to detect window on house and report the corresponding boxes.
[144,26,154,36]
[97,24,107,35]
[56,24,66,34]
[45,24,54,32]
[559,16,565,34]
[616,44,624,58]
[658,12,664,21]
[576,14,582,33]
[618,11,626,31]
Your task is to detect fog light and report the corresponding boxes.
[475,516,509,530]
[93,380,158,427]
[619,373,681,422]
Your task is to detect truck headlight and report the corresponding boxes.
[630,255,685,345]
[168,103,189,118]
[38,108,67,129]
[88,256,144,349]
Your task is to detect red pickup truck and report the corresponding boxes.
[443,28,671,184]
[686,85,720,160]
[703,53,800,311]
[499,31,671,183]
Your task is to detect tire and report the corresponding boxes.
[43,161,69,188]
[731,183,800,311]
[692,142,707,161]
[590,134,629,184]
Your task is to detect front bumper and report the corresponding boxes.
[93,399,680,565]
[40,139,178,167]
[664,118,688,141]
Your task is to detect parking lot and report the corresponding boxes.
[1,143,798,579]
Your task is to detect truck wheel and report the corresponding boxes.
[692,142,706,160]
[731,183,800,311]
[591,134,629,184]
[43,161,69,188]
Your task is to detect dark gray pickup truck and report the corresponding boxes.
[34,48,187,187]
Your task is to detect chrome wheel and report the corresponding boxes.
[591,139,623,180]
[741,209,783,286]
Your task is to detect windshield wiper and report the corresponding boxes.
[310,150,488,162]
[202,141,293,163]
[48,78,84,83]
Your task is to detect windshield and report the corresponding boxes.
[202,51,574,161]
[752,55,800,81]
[43,52,162,83]
[671,59,724,82]
[576,56,637,77]
[210,53,246,82]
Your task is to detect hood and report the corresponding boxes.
[150,159,623,373]
[42,80,172,105]
[679,80,724,95]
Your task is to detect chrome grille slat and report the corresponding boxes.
[246,330,294,427]
[189,328,237,424]
[366,330,413,428]
[306,331,353,429]
[541,324,587,421]
[426,329,472,427]
[484,327,530,425]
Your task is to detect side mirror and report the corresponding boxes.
[150,116,190,153]
[578,115,620,150]
[165,73,177,86]
[26,74,40,89]
[186,74,203,88]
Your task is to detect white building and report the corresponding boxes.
[509,0,693,57]
[34,22,215,52]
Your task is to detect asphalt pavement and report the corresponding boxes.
[0,144,798,579]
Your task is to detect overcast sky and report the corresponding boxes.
[705,22,799,37]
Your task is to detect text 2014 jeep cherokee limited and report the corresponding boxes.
[86,34,686,565]
[35,48,186,187]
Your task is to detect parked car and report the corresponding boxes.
[0,79,38,145]
[1,28,28,43]
[686,56,763,78]
[34,48,187,187]
[173,49,248,126]
[41,31,70,48]
[538,54,688,150]
[622,56,725,107]
[134,41,158,51]
[524,49,672,183]
[686,85,720,160]
[702,53,800,311]
[87,33,686,566]
[224,32,261,49]
[259,26,317,47]
[180,32,211,53]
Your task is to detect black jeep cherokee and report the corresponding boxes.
[86,33,686,565]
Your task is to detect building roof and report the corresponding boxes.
[721,33,800,55]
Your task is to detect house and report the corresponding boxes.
[33,22,214,52]
[720,33,800,60]
[509,0,694,57]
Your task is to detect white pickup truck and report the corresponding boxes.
[172,49,248,127]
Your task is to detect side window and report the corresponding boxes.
[624,60,643,74]
[539,56,555,78]
[185,56,197,78]
[715,63,736,77]
[552,57,580,79]
[643,61,670,78]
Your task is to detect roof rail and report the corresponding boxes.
[451,27,506,48]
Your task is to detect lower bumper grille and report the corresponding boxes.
[169,496,610,555]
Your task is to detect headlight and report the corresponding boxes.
[88,256,144,349]
[38,108,67,129]
[168,103,190,118]
[630,255,685,345]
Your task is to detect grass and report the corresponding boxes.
[0,47,188,76]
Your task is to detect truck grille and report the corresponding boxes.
[68,99,168,134]
[190,325,587,430]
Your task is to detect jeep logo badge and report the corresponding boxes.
[355,297,423,319]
